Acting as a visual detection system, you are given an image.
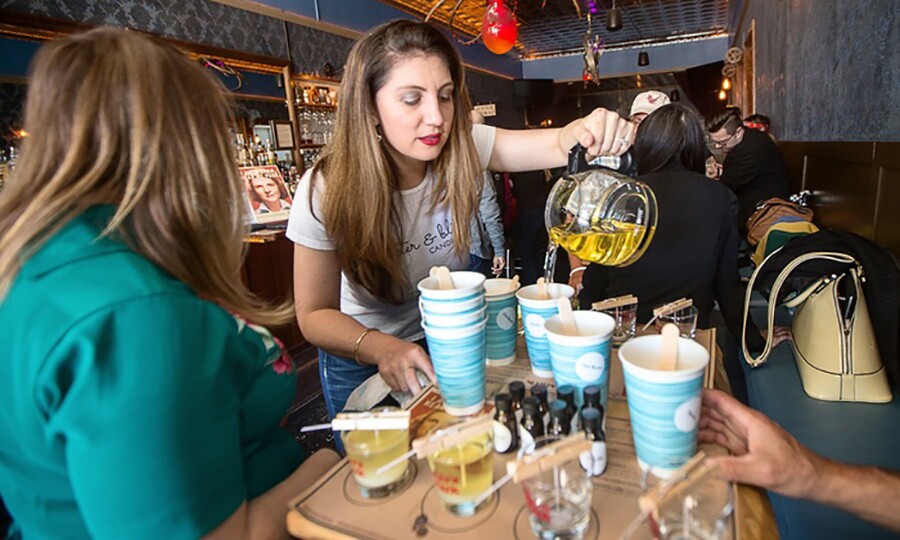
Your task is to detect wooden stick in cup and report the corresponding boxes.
[435,266,453,290]
[411,415,492,458]
[537,277,548,300]
[658,323,680,371]
[557,298,578,336]
[508,275,520,292]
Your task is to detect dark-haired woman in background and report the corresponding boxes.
[580,104,772,381]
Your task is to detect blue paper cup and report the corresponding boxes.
[618,335,710,478]
[516,283,575,378]
[422,318,488,416]
[420,305,487,329]
[484,278,521,366]
[420,294,485,315]
[545,311,615,410]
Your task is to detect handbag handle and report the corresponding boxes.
[742,250,858,367]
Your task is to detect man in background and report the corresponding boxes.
[706,109,791,231]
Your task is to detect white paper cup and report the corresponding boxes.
[618,335,710,478]
[484,278,520,366]
[417,271,486,301]
[545,311,615,410]
[516,283,575,377]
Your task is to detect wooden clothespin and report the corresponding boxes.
[652,297,693,318]
[506,434,592,483]
[330,410,410,431]
[592,294,638,311]
[411,415,493,458]
[637,452,718,523]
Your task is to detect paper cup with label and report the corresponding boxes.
[484,278,520,366]
[618,335,710,478]
[418,271,486,302]
[422,318,488,416]
[545,311,615,410]
[516,283,575,377]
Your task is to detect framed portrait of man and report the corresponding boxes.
[240,165,293,224]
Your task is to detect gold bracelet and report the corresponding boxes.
[353,328,377,366]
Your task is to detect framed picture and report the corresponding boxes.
[270,120,295,150]
[240,165,293,223]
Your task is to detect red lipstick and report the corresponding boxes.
[419,134,442,146]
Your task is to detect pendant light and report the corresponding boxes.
[606,0,623,31]
[637,50,649,67]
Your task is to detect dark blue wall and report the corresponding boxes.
[0,0,521,146]
[733,0,899,141]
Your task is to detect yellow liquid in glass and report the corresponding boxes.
[343,429,409,488]
[549,220,654,267]
[427,437,493,504]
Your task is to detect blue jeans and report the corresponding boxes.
[468,253,493,277]
[318,349,378,421]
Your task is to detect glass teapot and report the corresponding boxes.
[543,145,658,278]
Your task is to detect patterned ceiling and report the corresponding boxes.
[378,0,730,58]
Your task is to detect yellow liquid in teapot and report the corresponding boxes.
[549,220,654,267]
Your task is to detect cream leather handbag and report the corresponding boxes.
[743,250,892,403]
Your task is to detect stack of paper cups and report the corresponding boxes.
[418,271,488,416]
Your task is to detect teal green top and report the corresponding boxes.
[0,207,305,539]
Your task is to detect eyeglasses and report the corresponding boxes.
[706,131,737,149]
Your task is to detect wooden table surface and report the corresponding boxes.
[287,329,777,540]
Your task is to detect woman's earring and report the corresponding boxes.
[375,131,383,142]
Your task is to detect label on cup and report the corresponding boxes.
[575,352,606,382]
[673,397,702,433]
[493,421,513,453]
[525,314,547,337]
[497,307,516,330]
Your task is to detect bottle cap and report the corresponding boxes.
[509,381,526,401]
[550,400,569,419]
[581,407,601,434]
[522,396,540,414]
[557,385,576,406]
[583,385,600,408]
[495,393,512,411]
[531,383,548,402]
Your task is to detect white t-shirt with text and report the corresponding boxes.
[286,124,496,341]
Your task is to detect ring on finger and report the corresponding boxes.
[614,137,629,145]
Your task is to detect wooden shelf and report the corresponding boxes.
[298,143,325,150]
[293,102,336,110]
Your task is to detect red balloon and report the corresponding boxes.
[482,0,517,55]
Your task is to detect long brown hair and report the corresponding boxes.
[314,20,482,304]
[0,27,292,326]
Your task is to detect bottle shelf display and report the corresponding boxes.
[291,76,339,171]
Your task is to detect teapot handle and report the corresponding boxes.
[567,143,591,176]
[566,143,636,177]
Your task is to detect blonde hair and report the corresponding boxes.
[0,27,292,326]
[314,20,482,304]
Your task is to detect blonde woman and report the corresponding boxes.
[288,20,634,420]
[0,29,337,539]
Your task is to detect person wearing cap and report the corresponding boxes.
[629,90,671,126]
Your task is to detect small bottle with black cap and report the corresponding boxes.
[556,384,579,432]
[583,385,601,411]
[580,407,607,476]
[530,383,550,429]
[509,381,526,423]
[492,393,519,454]
[519,396,545,448]
[547,399,571,436]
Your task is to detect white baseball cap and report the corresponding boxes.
[630,90,671,118]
